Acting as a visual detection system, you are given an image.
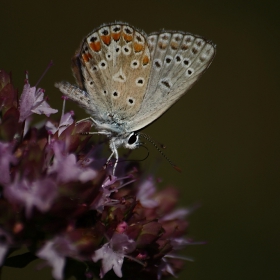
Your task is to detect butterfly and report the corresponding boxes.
[55,22,216,174]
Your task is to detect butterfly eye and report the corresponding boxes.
[128,133,138,145]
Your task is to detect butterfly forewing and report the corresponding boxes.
[77,23,152,122]
[126,30,216,132]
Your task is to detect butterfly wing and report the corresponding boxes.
[126,31,216,132]
[57,23,152,127]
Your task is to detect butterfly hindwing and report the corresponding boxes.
[126,30,216,132]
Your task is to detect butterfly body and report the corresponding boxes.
[55,22,216,174]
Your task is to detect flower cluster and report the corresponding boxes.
[0,69,195,280]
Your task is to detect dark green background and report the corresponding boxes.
[1,0,279,279]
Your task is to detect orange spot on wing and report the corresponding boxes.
[170,42,179,50]
[123,33,133,42]
[112,32,121,41]
[100,35,111,45]
[134,42,144,52]
[158,41,167,50]
[89,41,101,52]
[143,55,150,65]
[82,53,90,62]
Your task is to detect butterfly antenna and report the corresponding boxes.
[139,133,181,172]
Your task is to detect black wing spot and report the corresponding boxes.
[161,34,169,40]
[102,29,109,35]
[154,60,162,68]
[166,57,171,63]
[161,80,171,88]
[90,36,98,42]
[113,27,120,32]
[192,48,198,54]
[118,74,125,81]
[175,35,181,41]
[176,55,181,62]
[125,27,133,34]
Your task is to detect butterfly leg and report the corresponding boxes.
[106,151,114,162]
[104,151,114,173]
[107,141,118,176]
[76,117,98,126]
[76,117,111,137]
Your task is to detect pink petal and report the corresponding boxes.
[37,240,65,280]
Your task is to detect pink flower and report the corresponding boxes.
[45,111,74,136]
[136,177,158,208]
[48,142,97,183]
[19,73,58,122]
[92,232,136,278]
[3,176,58,218]
[37,236,76,280]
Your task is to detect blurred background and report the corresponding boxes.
[1,0,279,279]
